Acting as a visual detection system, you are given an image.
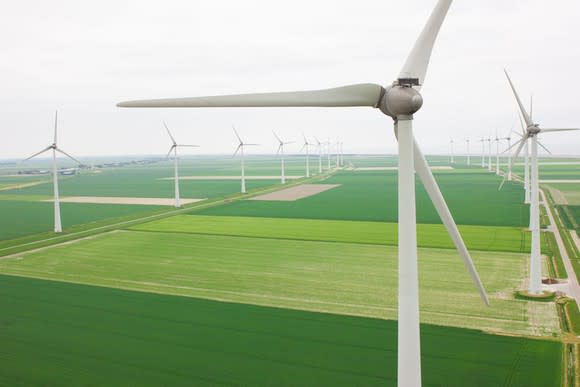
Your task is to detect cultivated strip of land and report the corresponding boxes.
[159,175,303,180]
[248,184,340,201]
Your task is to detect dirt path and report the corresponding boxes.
[248,184,340,201]
[540,189,580,305]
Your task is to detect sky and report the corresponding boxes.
[0,0,579,160]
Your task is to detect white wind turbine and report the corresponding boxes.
[465,138,470,166]
[233,127,258,193]
[24,111,82,233]
[494,131,501,175]
[502,69,578,294]
[449,138,454,163]
[301,134,313,178]
[314,136,324,173]
[479,137,485,167]
[164,121,199,208]
[117,1,489,385]
[487,136,493,171]
[274,131,293,184]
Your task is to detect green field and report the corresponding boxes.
[133,215,533,253]
[0,274,562,387]
[0,200,165,240]
[547,183,580,205]
[198,170,529,227]
[0,229,558,336]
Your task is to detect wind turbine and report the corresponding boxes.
[233,127,258,193]
[117,2,489,385]
[301,134,313,178]
[487,136,493,172]
[335,140,340,168]
[502,69,578,294]
[449,138,454,163]
[164,121,199,208]
[494,131,500,175]
[326,137,332,169]
[465,138,470,166]
[314,136,324,173]
[479,137,485,167]
[274,131,293,184]
[504,133,512,181]
[24,111,82,233]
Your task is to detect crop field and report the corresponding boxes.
[198,170,529,227]
[0,200,164,240]
[511,162,580,180]
[0,274,562,387]
[546,183,580,205]
[133,215,534,253]
[0,229,558,336]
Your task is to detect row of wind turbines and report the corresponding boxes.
[447,72,578,299]
[22,113,347,232]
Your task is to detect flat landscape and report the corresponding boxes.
[1,155,578,386]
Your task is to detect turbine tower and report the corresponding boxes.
[494,131,500,175]
[233,127,258,193]
[314,137,324,173]
[487,136,493,172]
[503,69,578,294]
[24,111,82,233]
[465,138,470,166]
[274,131,293,184]
[301,134,312,178]
[164,121,199,208]
[117,2,489,385]
[449,138,454,163]
[479,137,485,168]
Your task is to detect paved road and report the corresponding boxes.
[540,189,580,304]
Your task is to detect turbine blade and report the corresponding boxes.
[540,128,579,133]
[166,145,175,159]
[498,174,507,191]
[232,144,242,158]
[176,144,200,148]
[163,121,177,144]
[272,131,282,144]
[397,0,452,89]
[23,146,52,161]
[117,83,384,108]
[244,143,260,146]
[276,144,282,155]
[537,141,552,155]
[55,148,82,165]
[501,139,521,154]
[517,112,526,135]
[233,127,243,144]
[412,138,489,305]
[511,138,526,161]
[504,70,532,127]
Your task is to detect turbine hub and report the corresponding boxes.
[528,125,540,135]
[378,85,423,119]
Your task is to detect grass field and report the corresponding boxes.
[547,183,580,205]
[0,229,558,336]
[0,274,562,387]
[197,170,529,227]
[132,215,534,253]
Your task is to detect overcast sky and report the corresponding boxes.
[0,0,579,160]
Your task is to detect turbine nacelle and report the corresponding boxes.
[378,84,423,119]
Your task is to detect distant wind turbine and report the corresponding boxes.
[479,137,485,167]
[274,131,293,184]
[301,134,313,178]
[465,138,470,166]
[502,69,578,294]
[233,127,259,193]
[117,1,489,385]
[449,138,454,163]
[314,136,324,173]
[164,121,199,208]
[24,111,82,233]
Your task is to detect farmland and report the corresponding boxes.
[0,274,562,387]
[133,214,534,253]
[199,170,530,227]
[0,229,558,335]
[0,154,575,386]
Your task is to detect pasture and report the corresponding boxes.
[0,229,558,336]
[0,274,562,387]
